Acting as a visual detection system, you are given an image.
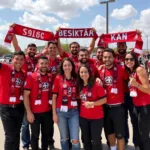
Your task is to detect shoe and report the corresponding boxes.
[49,145,56,150]
[124,142,128,149]
[135,146,140,150]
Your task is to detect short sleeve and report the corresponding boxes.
[35,53,42,59]
[61,51,70,59]
[52,76,60,94]
[95,82,106,99]
[0,63,11,72]
[88,58,95,64]
[24,75,33,90]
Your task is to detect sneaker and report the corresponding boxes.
[124,142,128,149]
[135,146,140,150]
[49,145,56,150]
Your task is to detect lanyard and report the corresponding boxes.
[62,76,76,98]
[36,72,52,100]
[10,68,24,96]
[49,58,60,73]
[26,56,36,72]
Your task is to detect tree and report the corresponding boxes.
[0,46,12,56]
[37,43,70,53]
[62,43,69,52]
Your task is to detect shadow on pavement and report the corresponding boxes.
[102,144,135,150]
[29,144,135,150]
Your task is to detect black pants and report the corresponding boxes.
[133,105,150,150]
[48,111,55,146]
[0,103,24,150]
[30,111,53,150]
[80,117,103,150]
[104,105,125,139]
[124,93,138,145]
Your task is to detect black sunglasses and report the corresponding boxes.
[125,58,134,61]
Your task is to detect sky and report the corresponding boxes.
[0,0,150,51]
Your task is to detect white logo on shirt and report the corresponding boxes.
[15,78,22,87]
[42,82,49,91]
[104,76,113,85]
[50,66,57,72]
[80,94,87,101]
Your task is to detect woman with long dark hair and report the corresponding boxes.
[124,51,150,150]
[77,64,107,150]
[52,57,80,150]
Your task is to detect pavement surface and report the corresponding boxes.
[0,118,135,150]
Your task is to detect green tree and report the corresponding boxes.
[0,46,12,55]
[62,43,69,52]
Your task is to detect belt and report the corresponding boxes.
[107,104,122,108]
[0,103,22,108]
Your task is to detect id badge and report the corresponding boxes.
[27,72,32,76]
[35,100,41,105]
[9,97,16,102]
[111,88,118,94]
[130,91,137,97]
[19,95,23,101]
[49,100,52,105]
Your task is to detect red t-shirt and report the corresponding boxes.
[147,60,150,68]
[24,72,52,113]
[88,58,95,64]
[93,59,104,68]
[48,57,62,82]
[76,61,99,78]
[35,57,62,83]
[61,51,79,65]
[132,74,150,106]
[52,75,77,109]
[22,53,42,76]
[0,63,25,104]
[79,81,106,119]
[115,53,125,66]
[99,65,128,104]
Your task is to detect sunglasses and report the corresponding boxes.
[125,58,134,61]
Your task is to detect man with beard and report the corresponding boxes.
[94,46,104,68]
[12,34,48,150]
[24,56,53,150]
[116,42,138,149]
[115,42,127,66]
[98,48,128,150]
[57,31,96,67]
[0,51,25,150]
[44,41,61,150]
[78,48,99,78]
[44,41,62,82]
[12,34,47,76]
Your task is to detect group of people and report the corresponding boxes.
[0,28,150,150]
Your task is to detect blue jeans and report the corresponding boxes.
[56,108,80,150]
[21,113,31,148]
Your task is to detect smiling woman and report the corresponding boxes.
[52,57,81,150]
[124,51,150,150]
[77,64,107,150]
